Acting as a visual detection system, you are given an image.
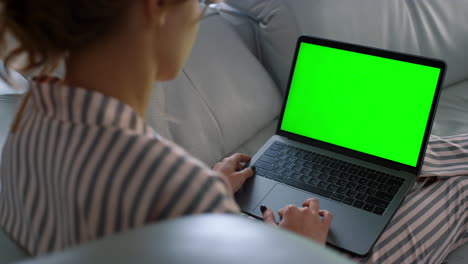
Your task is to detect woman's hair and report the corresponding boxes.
[0,0,135,74]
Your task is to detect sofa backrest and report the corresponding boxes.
[227,0,468,92]
[147,10,283,166]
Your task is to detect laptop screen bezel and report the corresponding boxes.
[276,35,446,175]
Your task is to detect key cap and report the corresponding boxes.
[255,160,274,171]
[331,193,345,202]
[366,196,390,208]
[265,149,280,158]
[353,200,364,209]
[260,155,276,164]
[256,168,267,176]
[363,203,375,212]
[373,207,385,215]
[376,191,394,201]
[343,197,354,205]
[283,178,333,198]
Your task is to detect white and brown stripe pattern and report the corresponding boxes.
[0,77,239,256]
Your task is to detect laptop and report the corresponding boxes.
[236,35,446,256]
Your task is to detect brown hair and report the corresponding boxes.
[0,0,135,74]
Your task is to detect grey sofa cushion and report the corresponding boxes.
[433,80,468,136]
[147,11,283,166]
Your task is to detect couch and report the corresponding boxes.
[0,0,467,263]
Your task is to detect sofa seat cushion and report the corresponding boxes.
[147,11,283,166]
[432,80,468,136]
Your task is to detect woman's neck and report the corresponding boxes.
[65,33,156,118]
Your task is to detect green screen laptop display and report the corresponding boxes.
[280,42,441,167]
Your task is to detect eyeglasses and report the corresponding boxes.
[199,0,217,19]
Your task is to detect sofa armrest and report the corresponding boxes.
[18,215,354,264]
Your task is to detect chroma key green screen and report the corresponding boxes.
[280,42,441,167]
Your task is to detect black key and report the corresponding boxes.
[368,180,379,189]
[343,197,354,205]
[320,167,331,174]
[312,164,323,171]
[353,200,364,209]
[346,182,357,190]
[260,155,276,164]
[367,173,378,181]
[336,187,347,194]
[318,173,329,181]
[256,168,267,176]
[357,170,369,177]
[346,189,357,198]
[308,170,321,178]
[291,165,302,172]
[365,188,377,197]
[376,191,394,201]
[269,144,281,151]
[308,178,320,186]
[327,177,338,184]
[265,149,280,158]
[338,172,350,179]
[300,168,312,175]
[366,196,390,208]
[255,160,274,171]
[377,184,388,191]
[331,193,345,202]
[339,165,349,172]
[318,181,329,189]
[330,162,340,169]
[329,169,340,176]
[284,178,333,198]
[304,162,313,168]
[373,207,385,215]
[265,172,277,179]
[349,168,359,174]
[276,175,286,183]
[276,160,286,168]
[387,177,404,187]
[303,154,312,161]
[326,184,338,192]
[295,160,306,166]
[355,193,367,201]
[336,179,347,186]
[284,163,293,169]
[283,170,294,178]
[387,186,399,195]
[273,166,284,174]
[278,154,288,160]
[358,178,369,185]
[349,175,359,182]
[363,203,375,212]
[356,185,366,193]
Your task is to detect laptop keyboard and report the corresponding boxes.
[253,141,405,215]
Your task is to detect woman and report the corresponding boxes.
[0,0,466,263]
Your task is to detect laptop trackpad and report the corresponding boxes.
[258,184,340,225]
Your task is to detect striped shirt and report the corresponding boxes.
[0,77,239,256]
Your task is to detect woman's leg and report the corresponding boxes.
[352,177,468,264]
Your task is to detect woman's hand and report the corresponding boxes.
[213,153,255,193]
[261,198,333,245]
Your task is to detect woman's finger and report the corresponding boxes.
[229,153,251,164]
[261,205,277,226]
[319,210,333,228]
[233,167,255,181]
[302,198,320,212]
